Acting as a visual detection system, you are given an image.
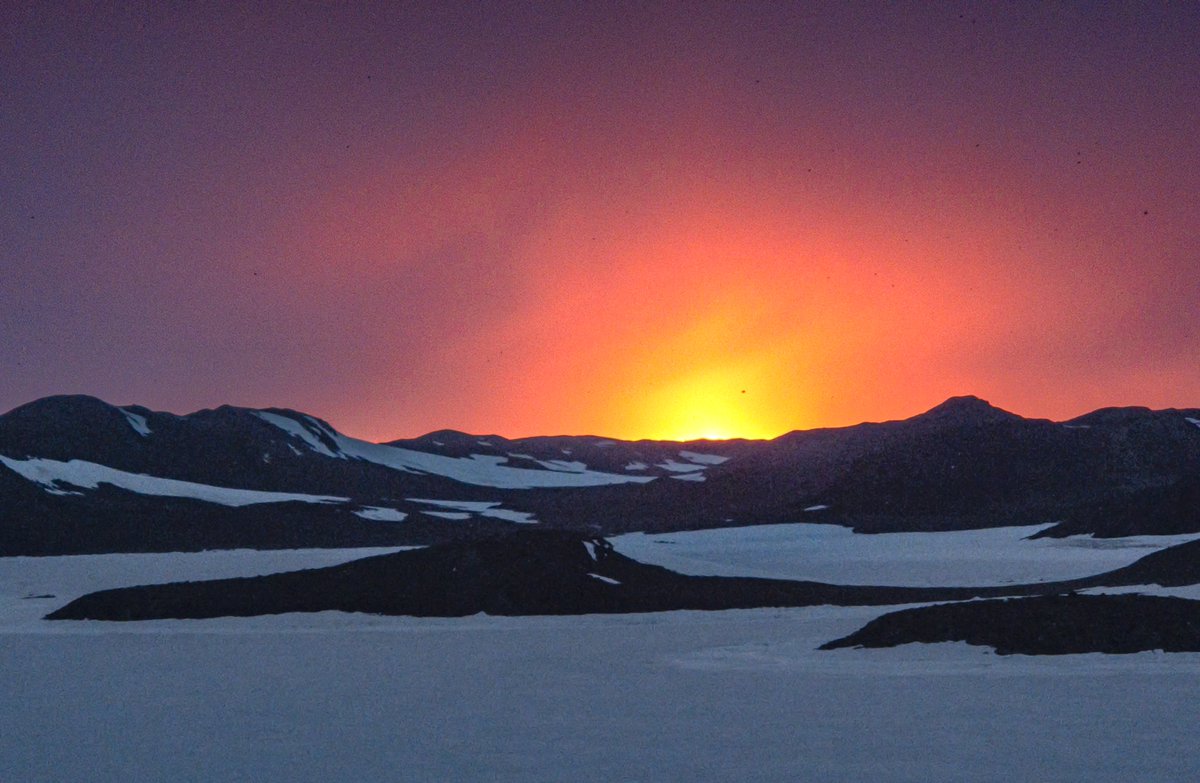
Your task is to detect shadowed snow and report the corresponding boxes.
[4,548,1200,783]
[251,411,341,458]
[407,498,537,524]
[611,523,1200,586]
[0,455,347,507]
[335,435,655,489]
[678,450,729,465]
[352,507,408,522]
[119,409,151,437]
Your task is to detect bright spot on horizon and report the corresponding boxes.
[634,369,788,441]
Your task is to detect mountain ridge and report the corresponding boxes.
[10,392,1190,444]
[2,393,1198,555]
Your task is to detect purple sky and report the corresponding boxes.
[2,3,1197,440]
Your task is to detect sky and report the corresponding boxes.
[2,2,1197,441]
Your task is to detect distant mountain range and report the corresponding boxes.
[2,394,1198,555]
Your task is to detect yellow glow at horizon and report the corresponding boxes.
[635,367,785,442]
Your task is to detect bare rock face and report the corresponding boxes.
[820,594,1200,655]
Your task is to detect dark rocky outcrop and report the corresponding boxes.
[820,594,1200,655]
[39,530,1071,621]
[44,527,1200,622]
[1030,474,1200,538]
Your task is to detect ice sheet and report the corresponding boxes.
[5,542,1200,782]
[611,523,1200,586]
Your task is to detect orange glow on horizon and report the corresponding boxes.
[631,366,790,441]
[264,87,1199,445]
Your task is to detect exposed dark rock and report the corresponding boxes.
[1086,537,1200,587]
[820,594,1200,655]
[46,525,1200,622]
[1030,475,1200,538]
[40,530,1065,621]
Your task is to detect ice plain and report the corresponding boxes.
[4,526,1200,782]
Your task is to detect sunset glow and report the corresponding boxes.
[3,4,1197,441]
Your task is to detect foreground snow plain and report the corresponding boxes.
[4,526,1200,782]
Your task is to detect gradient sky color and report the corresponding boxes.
[3,3,1198,440]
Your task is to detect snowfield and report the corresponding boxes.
[4,527,1200,782]
[610,522,1200,586]
[0,455,348,506]
[250,410,658,489]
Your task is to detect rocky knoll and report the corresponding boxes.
[820,594,1200,655]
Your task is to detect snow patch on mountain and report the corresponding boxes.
[678,450,729,465]
[611,523,1200,586]
[422,511,472,520]
[334,435,654,489]
[624,461,648,471]
[0,455,348,507]
[479,507,537,524]
[252,411,340,458]
[120,408,151,437]
[251,412,651,489]
[670,472,706,482]
[1186,417,1200,429]
[657,459,705,473]
[353,507,408,522]
[535,459,589,473]
[588,573,620,585]
[407,497,537,524]
[408,498,498,512]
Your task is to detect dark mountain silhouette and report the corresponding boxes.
[4,394,1199,555]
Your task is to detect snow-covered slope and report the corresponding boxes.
[0,455,348,506]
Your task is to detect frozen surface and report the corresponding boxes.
[408,498,501,512]
[532,458,589,472]
[119,408,151,436]
[352,506,408,522]
[407,498,537,524]
[1083,584,1200,600]
[254,410,658,489]
[611,523,1200,586]
[1187,417,1200,429]
[477,507,537,524]
[657,458,705,473]
[678,450,730,465]
[0,547,405,630]
[4,542,1200,781]
[335,436,655,489]
[0,455,347,507]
